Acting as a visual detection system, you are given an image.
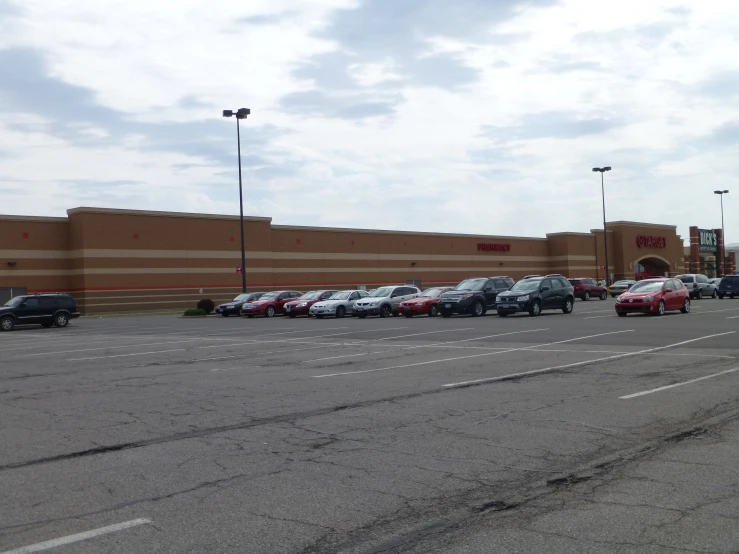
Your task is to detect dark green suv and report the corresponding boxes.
[0,293,80,331]
[496,275,575,317]
[717,275,739,299]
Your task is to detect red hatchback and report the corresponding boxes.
[284,290,338,318]
[398,287,453,317]
[568,277,607,301]
[615,278,690,317]
[240,290,303,318]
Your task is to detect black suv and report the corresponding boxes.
[717,275,738,299]
[496,275,575,317]
[439,276,515,317]
[0,293,80,331]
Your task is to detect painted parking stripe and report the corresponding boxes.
[313,330,632,378]
[582,315,614,319]
[69,348,187,361]
[620,367,739,399]
[21,338,205,357]
[0,518,151,554]
[442,331,736,388]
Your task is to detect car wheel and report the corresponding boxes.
[562,297,573,314]
[441,311,452,318]
[711,289,717,298]
[221,313,229,317]
[718,294,724,299]
[583,291,590,301]
[498,312,508,317]
[529,301,541,317]
[697,290,703,300]
[392,312,400,317]
[471,301,484,317]
[681,298,691,313]
[288,314,297,318]
[265,306,275,318]
[599,291,607,301]
[404,313,414,318]
[617,311,627,317]
[656,300,665,316]
[0,316,15,332]
[357,314,367,319]
[429,304,439,317]
[336,306,346,319]
[54,312,69,328]
[380,304,391,318]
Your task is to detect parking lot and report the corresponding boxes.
[1,298,738,553]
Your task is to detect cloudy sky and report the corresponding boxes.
[0,0,737,243]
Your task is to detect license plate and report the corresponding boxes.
[356,307,364,311]
[444,304,451,309]
[499,304,510,309]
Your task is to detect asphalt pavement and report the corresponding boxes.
[0,297,737,553]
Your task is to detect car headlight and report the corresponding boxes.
[416,302,424,306]
[616,296,623,302]
[643,296,653,302]
[462,294,473,299]
[516,295,529,302]
[298,302,307,307]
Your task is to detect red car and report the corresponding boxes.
[240,290,303,317]
[398,287,453,317]
[284,290,338,318]
[615,278,690,317]
[568,277,607,301]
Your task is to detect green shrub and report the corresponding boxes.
[184,308,207,316]
[197,299,216,314]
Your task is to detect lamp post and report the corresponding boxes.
[592,166,612,285]
[223,108,251,293]
[714,189,729,276]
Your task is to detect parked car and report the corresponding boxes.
[675,274,717,299]
[609,280,636,298]
[216,292,265,316]
[568,277,607,301]
[0,293,80,331]
[284,290,338,318]
[717,275,739,299]
[615,278,690,316]
[240,290,302,317]
[398,287,453,317]
[309,290,369,318]
[496,275,575,317]
[352,285,421,318]
[709,278,722,287]
[439,277,515,317]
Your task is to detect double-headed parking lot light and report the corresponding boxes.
[593,167,612,285]
[714,190,729,276]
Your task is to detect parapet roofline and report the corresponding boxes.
[0,214,68,222]
[272,224,548,241]
[66,207,272,223]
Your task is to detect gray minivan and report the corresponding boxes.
[676,274,717,299]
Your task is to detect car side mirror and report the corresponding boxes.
[541,286,550,292]
[484,287,492,292]
[664,288,673,293]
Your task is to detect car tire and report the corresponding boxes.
[336,306,346,319]
[562,297,574,314]
[471,301,484,317]
[498,312,508,317]
[718,293,724,299]
[54,312,69,328]
[599,291,607,301]
[528,301,541,317]
[711,289,717,298]
[429,304,439,317]
[288,314,297,318]
[404,313,414,318]
[617,311,627,317]
[392,312,400,317]
[221,313,229,317]
[697,290,703,300]
[1,316,15,332]
[265,306,275,318]
[357,314,367,319]
[583,291,590,301]
[441,311,452,318]
[380,304,391,318]
[681,298,691,313]
[656,300,665,316]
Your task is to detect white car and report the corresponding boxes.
[309,290,369,318]
[352,285,422,318]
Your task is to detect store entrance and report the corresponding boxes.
[634,256,670,280]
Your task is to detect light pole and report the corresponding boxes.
[223,108,251,293]
[714,189,729,276]
[593,167,612,284]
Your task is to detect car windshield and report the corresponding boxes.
[677,276,694,283]
[328,292,351,300]
[568,280,581,285]
[629,281,665,293]
[234,294,251,301]
[299,291,321,301]
[420,288,444,297]
[510,279,541,292]
[4,296,23,307]
[454,278,486,291]
[613,281,631,286]
[369,287,394,297]
[260,292,278,300]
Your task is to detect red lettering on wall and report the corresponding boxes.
[133,233,139,240]
[636,235,666,248]
[22,232,28,239]
[477,243,511,252]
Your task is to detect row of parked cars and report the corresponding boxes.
[216,274,598,320]
[609,274,737,300]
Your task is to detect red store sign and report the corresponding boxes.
[636,235,666,248]
[477,243,511,252]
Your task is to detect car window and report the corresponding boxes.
[551,279,563,290]
[320,291,334,300]
[505,278,515,288]
[493,279,507,289]
[39,298,55,309]
[22,298,39,309]
[558,278,570,288]
[349,292,359,300]
[511,279,541,292]
[697,275,707,283]
[568,279,581,285]
[454,278,486,291]
[674,280,683,289]
[677,275,694,283]
[540,279,553,291]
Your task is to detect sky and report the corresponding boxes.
[0,0,737,244]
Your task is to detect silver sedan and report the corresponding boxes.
[309,290,369,318]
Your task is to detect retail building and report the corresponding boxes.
[0,207,734,313]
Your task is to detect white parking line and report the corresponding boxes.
[21,338,205,357]
[303,328,549,363]
[313,330,632,378]
[727,315,739,320]
[70,348,187,361]
[619,367,739,399]
[582,315,614,319]
[0,518,151,554]
[693,307,739,315]
[442,331,736,388]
